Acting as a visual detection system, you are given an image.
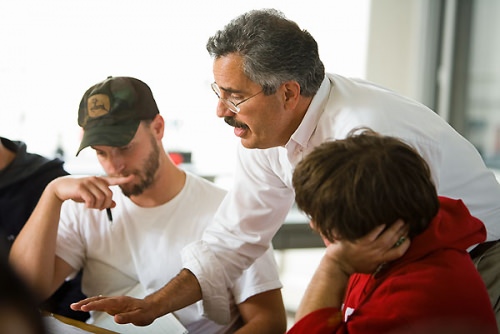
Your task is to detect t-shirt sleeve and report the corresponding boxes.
[231,245,282,304]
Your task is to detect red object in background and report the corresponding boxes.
[169,152,184,165]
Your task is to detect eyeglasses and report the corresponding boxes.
[211,82,263,114]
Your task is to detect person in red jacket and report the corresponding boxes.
[288,129,497,334]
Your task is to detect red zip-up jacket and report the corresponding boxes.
[288,197,497,334]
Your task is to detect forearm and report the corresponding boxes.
[295,255,349,321]
[9,182,63,298]
[235,318,285,334]
[236,289,287,334]
[144,269,202,318]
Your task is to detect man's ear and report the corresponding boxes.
[282,81,301,109]
[151,114,165,139]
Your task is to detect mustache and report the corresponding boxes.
[224,116,249,129]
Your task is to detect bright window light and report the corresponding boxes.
[0,0,370,178]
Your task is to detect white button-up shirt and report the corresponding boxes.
[182,73,500,323]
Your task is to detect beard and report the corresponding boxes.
[120,134,160,197]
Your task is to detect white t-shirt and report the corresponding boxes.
[56,172,282,333]
[182,73,500,322]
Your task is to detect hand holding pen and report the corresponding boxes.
[48,175,134,221]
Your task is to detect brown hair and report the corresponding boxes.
[292,129,439,242]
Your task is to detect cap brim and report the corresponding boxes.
[76,120,140,156]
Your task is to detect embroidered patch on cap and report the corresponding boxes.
[87,94,111,118]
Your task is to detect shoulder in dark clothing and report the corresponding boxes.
[0,138,89,321]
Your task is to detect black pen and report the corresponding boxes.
[106,208,113,223]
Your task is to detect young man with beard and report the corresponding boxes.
[9,76,286,334]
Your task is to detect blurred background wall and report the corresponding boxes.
[1,0,498,182]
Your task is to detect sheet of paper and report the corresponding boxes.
[89,284,188,334]
[95,312,188,334]
[43,316,94,334]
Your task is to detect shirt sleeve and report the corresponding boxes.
[182,144,295,323]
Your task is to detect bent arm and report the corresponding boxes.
[294,254,348,322]
[9,180,73,299]
[236,289,287,334]
[9,175,128,300]
[295,221,410,322]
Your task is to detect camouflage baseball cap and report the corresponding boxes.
[76,76,160,155]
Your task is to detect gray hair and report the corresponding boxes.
[206,8,325,96]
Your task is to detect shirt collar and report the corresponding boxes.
[285,76,332,161]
